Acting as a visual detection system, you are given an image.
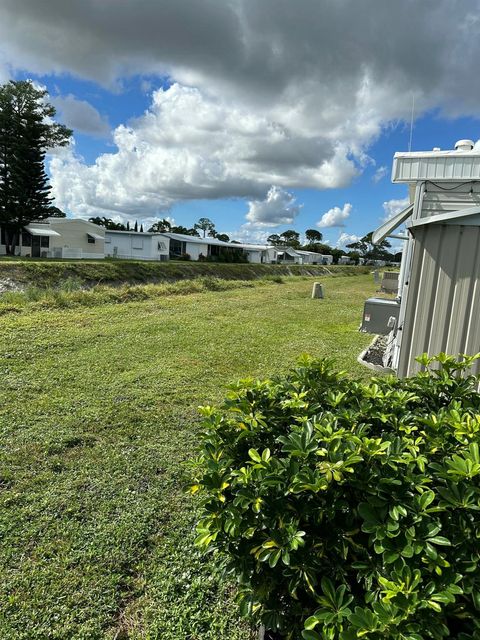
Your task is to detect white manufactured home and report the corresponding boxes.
[369,138,480,377]
[104,230,169,261]
[0,218,105,259]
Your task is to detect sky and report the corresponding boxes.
[1,0,480,248]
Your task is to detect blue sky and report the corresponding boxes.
[2,1,480,247]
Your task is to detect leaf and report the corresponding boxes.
[427,536,451,546]
[383,551,399,564]
[268,548,282,568]
[321,577,337,604]
[304,615,319,630]
[419,490,435,510]
[358,502,381,524]
[248,448,262,463]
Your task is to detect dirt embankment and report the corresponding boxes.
[0,260,371,291]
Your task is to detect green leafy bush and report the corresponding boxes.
[192,354,480,639]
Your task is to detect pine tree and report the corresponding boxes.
[0,81,71,254]
[134,220,138,232]
[140,223,144,232]
[126,220,130,231]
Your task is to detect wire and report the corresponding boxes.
[426,180,480,191]
[408,94,415,152]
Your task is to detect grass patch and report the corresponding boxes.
[0,275,376,639]
[0,275,289,315]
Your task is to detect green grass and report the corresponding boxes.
[0,275,376,639]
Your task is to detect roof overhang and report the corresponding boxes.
[25,226,61,237]
[372,203,414,245]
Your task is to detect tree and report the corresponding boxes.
[194,217,215,238]
[0,81,72,254]
[148,218,171,233]
[346,250,361,265]
[280,229,300,248]
[329,247,346,264]
[267,234,282,246]
[346,231,393,262]
[88,216,126,231]
[134,220,138,232]
[170,225,200,237]
[48,206,66,218]
[302,241,333,255]
[140,224,144,233]
[305,229,323,243]
[215,233,230,242]
[126,221,130,231]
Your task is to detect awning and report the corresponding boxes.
[25,226,61,237]
[87,232,104,241]
[372,203,414,245]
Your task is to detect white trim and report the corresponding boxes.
[407,205,480,229]
[372,203,413,245]
[25,226,61,237]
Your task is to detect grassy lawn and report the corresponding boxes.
[0,275,376,639]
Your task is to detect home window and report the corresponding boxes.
[208,244,221,257]
[158,241,167,251]
[87,234,96,244]
[132,237,144,250]
[170,239,186,256]
[41,236,49,248]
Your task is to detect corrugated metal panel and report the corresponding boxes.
[422,183,480,215]
[398,224,480,377]
[392,155,480,182]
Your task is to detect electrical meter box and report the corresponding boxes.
[360,297,400,334]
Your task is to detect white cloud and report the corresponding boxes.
[245,186,301,227]
[372,165,388,183]
[50,85,353,218]
[336,232,361,248]
[382,197,410,221]
[317,203,352,229]
[3,2,480,214]
[227,225,272,245]
[52,94,110,138]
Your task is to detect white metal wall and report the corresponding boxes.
[397,223,480,377]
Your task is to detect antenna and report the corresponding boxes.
[408,94,415,152]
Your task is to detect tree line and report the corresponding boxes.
[266,228,397,263]
[0,81,71,254]
[89,215,231,242]
[90,215,399,263]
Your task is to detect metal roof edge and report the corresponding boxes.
[372,203,414,245]
[407,205,480,229]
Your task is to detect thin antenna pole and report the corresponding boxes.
[408,94,415,152]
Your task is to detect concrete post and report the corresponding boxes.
[311,282,324,299]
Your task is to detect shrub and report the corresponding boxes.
[192,354,480,639]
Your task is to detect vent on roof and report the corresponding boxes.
[454,139,474,151]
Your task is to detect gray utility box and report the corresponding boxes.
[381,271,399,293]
[360,297,400,334]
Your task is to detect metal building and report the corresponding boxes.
[371,139,480,376]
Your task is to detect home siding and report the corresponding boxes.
[49,220,105,258]
[397,223,480,377]
[185,241,209,261]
